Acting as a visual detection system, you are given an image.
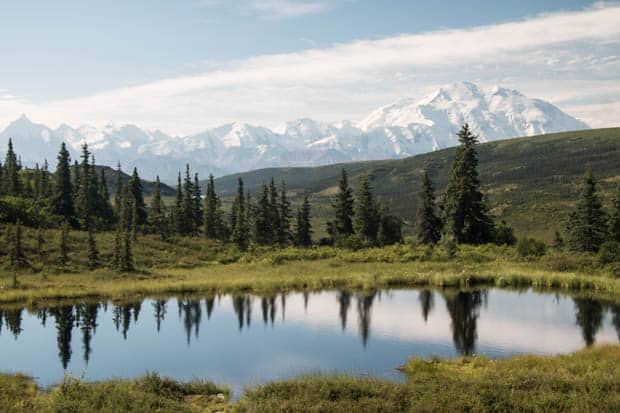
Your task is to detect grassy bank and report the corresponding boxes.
[0,373,229,413]
[236,344,620,412]
[1,240,619,305]
[1,345,618,412]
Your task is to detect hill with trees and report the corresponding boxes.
[214,128,620,241]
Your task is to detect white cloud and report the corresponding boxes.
[1,4,619,134]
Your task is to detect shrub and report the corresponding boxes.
[493,221,516,246]
[598,241,620,265]
[517,237,547,258]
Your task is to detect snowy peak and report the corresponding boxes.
[357,81,589,142]
[0,82,589,181]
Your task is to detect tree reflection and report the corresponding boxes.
[232,294,252,331]
[180,299,202,345]
[152,299,167,332]
[418,290,434,323]
[4,308,23,338]
[337,290,351,331]
[77,303,99,364]
[51,306,75,370]
[356,291,377,347]
[574,297,603,346]
[610,303,620,340]
[443,290,485,356]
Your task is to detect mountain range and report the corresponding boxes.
[0,81,589,182]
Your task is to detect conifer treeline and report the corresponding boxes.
[0,139,315,254]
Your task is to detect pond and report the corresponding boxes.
[0,288,618,395]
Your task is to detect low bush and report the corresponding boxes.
[517,237,547,258]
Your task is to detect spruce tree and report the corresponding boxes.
[150,175,166,239]
[255,183,272,245]
[97,168,114,229]
[10,220,26,271]
[128,167,147,227]
[232,178,248,250]
[296,195,312,247]
[37,226,45,255]
[114,162,123,216]
[610,184,620,242]
[204,174,219,239]
[332,168,355,238]
[59,220,69,266]
[269,178,280,244]
[278,181,292,246]
[567,169,608,252]
[180,164,194,235]
[2,139,21,196]
[442,124,494,244]
[193,173,203,235]
[51,144,75,225]
[354,175,380,244]
[41,159,51,198]
[113,226,121,270]
[75,144,97,227]
[87,226,98,269]
[174,171,183,234]
[416,171,442,244]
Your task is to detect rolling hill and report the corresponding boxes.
[214,128,620,241]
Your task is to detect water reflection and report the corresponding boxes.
[0,289,618,376]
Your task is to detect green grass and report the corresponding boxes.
[0,373,229,413]
[234,345,620,412]
[1,229,619,305]
[1,346,617,412]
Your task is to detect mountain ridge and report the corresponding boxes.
[0,82,589,182]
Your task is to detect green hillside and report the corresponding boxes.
[214,128,620,241]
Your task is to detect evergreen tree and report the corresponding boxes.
[59,220,69,266]
[33,163,42,199]
[567,168,608,252]
[2,139,21,196]
[128,167,147,227]
[416,171,442,244]
[174,171,183,234]
[51,143,75,225]
[10,220,27,271]
[117,188,134,272]
[354,175,380,244]
[332,168,355,238]
[41,159,51,198]
[37,226,45,255]
[179,164,194,235]
[87,226,98,269]
[442,124,494,244]
[75,144,98,227]
[113,226,121,270]
[97,168,114,229]
[204,174,222,240]
[610,184,620,242]
[269,178,280,244]
[278,181,292,246]
[254,183,272,245]
[150,175,166,239]
[296,195,312,247]
[114,162,122,216]
[378,207,403,246]
[193,173,203,235]
[232,178,249,250]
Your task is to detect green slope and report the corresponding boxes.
[214,128,620,241]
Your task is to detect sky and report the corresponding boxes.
[0,0,618,134]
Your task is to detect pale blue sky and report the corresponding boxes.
[0,0,618,133]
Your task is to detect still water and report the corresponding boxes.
[0,288,618,394]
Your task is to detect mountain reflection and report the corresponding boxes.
[0,290,618,371]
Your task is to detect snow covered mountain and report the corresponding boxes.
[0,82,589,182]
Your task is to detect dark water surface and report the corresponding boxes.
[0,288,618,395]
